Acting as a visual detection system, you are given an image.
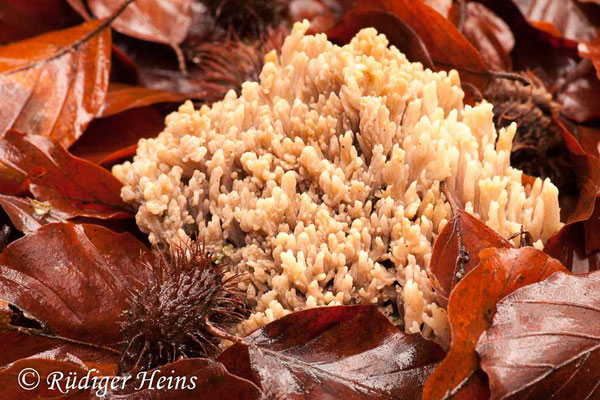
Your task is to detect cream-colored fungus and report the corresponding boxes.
[113,21,562,342]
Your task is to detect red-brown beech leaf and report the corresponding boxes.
[107,359,262,400]
[0,222,152,347]
[580,30,600,79]
[513,0,599,42]
[0,330,118,398]
[550,118,600,256]
[423,247,568,400]
[0,331,118,373]
[0,0,82,44]
[70,106,165,166]
[477,0,579,88]
[0,195,66,234]
[218,305,444,399]
[101,83,187,117]
[545,223,600,273]
[476,271,600,400]
[352,0,489,90]
[0,18,111,148]
[327,10,434,69]
[554,56,600,124]
[0,131,132,219]
[429,208,512,302]
[89,0,192,70]
[578,125,600,159]
[449,2,515,71]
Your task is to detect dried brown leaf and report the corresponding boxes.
[477,270,600,399]
[0,19,111,147]
[89,0,192,70]
[0,223,152,347]
[0,131,132,219]
[219,305,444,399]
[0,195,65,234]
[423,247,568,400]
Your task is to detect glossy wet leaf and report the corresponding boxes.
[423,247,568,400]
[219,305,444,400]
[0,331,118,371]
[108,359,263,400]
[0,131,132,219]
[101,83,187,117]
[0,222,152,347]
[0,0,81,43]
[70,106,165,166]
[0,195,65,234]
[429,209,512,302]
[0,329,118,398]
[477,270,600,400]
[0,18,110,147]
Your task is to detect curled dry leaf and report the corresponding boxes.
[477,271,600,400]
[0,18,111,147]
[108,359,262,400]
[556,58,600,123]
[218,305,444,400]
[88,0,192,70]
[0,195,65,234]
[0,222,152,347]
[353,0,490,90]
[579,30,600,78]
[544,120,600,272]
[512,0,599,41]
[0,131,133,219]
[552,118,600,250]
[449,2,515,71]
[327,10,434,69]
[478,0,579,88]
[429,207,512,302]
[423,247,568,400]
[545,223,600,273]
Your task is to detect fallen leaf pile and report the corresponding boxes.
[0,0,599,398]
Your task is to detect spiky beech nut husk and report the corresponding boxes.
[182,25,288,104]
[484,74,577,197]
[202,0,290,36]
[118,241,248,373]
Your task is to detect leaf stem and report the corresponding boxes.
[15,326,121,355]
[432,60,532,86]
